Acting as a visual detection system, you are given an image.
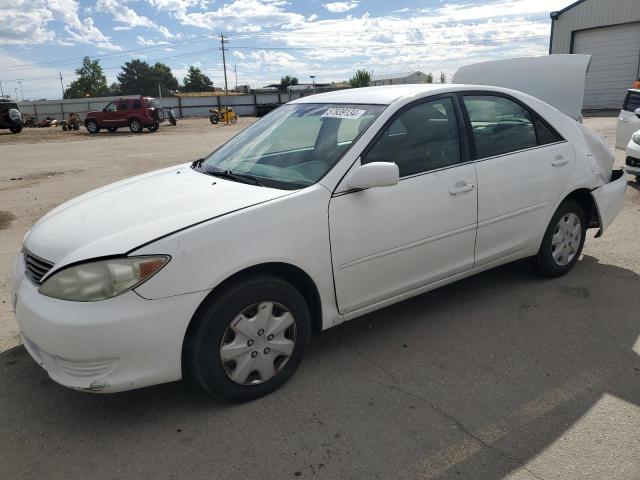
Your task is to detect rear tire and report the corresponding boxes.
[535,199,586,278]
[185,275,311,402]
[209,114,219,124]
[147,123,159,132]
[128,118,142,133]
[9,125,22,134]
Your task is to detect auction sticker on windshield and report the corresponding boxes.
[321,108,366,120]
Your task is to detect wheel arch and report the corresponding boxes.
[181,262,323,375]
[562,188,600,230]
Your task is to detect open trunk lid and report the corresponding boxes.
[453,54,591,121]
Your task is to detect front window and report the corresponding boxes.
[104,102,116,112]
[201,103,385,189]
[146,98,160,108]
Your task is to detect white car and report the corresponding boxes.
[11,56,627,401]
[625,130,640,181]
[615,89,640,150]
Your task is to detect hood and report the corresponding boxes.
[24,164,290,269]
[453,54,591,120]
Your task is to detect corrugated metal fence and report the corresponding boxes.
[16,92,309,122]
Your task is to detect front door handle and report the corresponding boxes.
[551,155,569,167]
[449,182,475,195]
[619,117,629,123]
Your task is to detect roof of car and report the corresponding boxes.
[290,84,457,105]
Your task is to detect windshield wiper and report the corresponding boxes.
[191,159,265,187]
[207,168,266,187]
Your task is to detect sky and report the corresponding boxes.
[0,0,576,100]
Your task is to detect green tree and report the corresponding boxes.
[181,66,214,92]
[117,59,178,96]
[426,72,434,84]
[349,69,371,88]
[153,62,179,96]
[280,75,298,92]
[64,56,108,98]
[108,82,121,95]
[440,71,446,84]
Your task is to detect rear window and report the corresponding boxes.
[624,91,640,112]
[146,98,159,108]
[0,102,18,113]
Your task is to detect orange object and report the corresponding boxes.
[633,80,640,89]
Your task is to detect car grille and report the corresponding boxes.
[23,250,54,284]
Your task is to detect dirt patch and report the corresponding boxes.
[0,211,16,231]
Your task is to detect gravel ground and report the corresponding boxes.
[0,116,639,480]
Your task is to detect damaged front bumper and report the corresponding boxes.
[591,169,627,237]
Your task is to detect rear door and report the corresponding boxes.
[460,93,575,266]
[615,90,640,149]
[115,100,130,126]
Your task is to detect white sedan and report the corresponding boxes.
[11,57,627,401]
[625,130,640,181]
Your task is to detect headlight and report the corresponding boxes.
[39,256,169,302]
[632,131,640,145]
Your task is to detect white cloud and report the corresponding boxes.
[147,0,209,13]
[137,36,170,47]
[322,2,359,13]
[0,0,120,50]
[96,0,175,38]
[174,0,306,32]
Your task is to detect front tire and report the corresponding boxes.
[535,199,586,278]
[9,125,22,134]
[186,275,311,402]
[147,123,159,132]
[209,114,219,124]
[86,120,99,134]
[128,118,142,133]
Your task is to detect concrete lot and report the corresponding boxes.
[0,117,639,479]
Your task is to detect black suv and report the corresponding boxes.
[0,100,23,133]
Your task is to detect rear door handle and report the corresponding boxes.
[449,183,475,195]
[551,155,569,167]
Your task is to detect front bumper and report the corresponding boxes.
[11,254,208,392]
[590,169,628,237]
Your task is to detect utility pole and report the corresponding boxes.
[18,81,24,101]
[234,65,238,89]
[59,72,65,99]
[219,33,230,124]
[0,80,4,99]
[310,75,316,94]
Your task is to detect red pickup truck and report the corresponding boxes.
[84,97,165,134]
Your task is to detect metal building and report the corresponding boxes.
[550,0,640,109]
[369,71,428,86]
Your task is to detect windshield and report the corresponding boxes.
[201,103,385,189]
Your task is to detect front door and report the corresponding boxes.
[329,96,478,315]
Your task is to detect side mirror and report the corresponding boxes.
[347,162,399,190]
[634,108,640,118]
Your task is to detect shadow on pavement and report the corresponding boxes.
[1,255,639,479]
